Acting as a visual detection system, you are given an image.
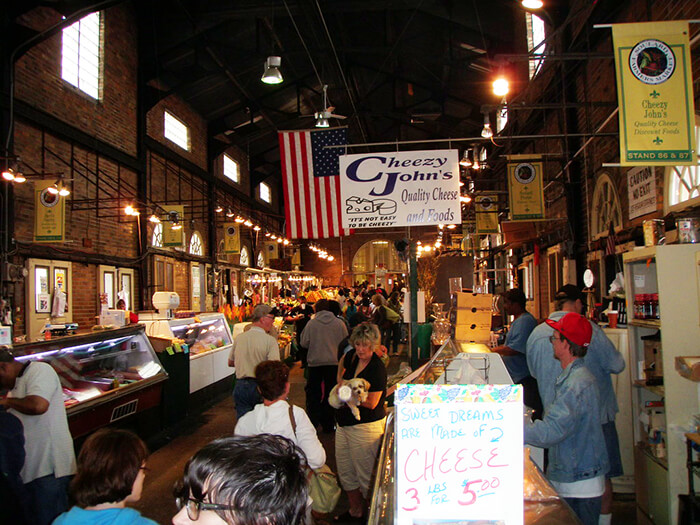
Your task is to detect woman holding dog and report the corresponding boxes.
[333,323,387,523]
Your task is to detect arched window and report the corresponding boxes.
[352,240,404,273]
[189,231,203,255]
[152,223,163,247]
[665,117,700,214]
[240,246,250,267]
[257,251,265,269]
[590,172,622,240]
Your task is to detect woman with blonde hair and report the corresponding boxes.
[333,323,387,522]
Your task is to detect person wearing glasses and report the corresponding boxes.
[524,313,609,525]
[228,304,281,420]
[172,434,308,525]
[52,428,156,525]
[526,284,625,525]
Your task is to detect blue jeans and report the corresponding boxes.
[233,378,261,420]
[24,474,71,525]
[565,496,602,525]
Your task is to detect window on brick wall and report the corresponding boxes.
[164,111,190,151]
[189,231,203,256]
[240,246,250,267]
[223,154,240,184]
[257,251,265,269]
[590,172,622,240]
[61,12,102,100]
[526,12,546,79]
[665,117,700,214]
[259,182,271,204]
[152,223,163,247]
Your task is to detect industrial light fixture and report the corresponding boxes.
[215,205,223,213]
[253,225,261,231]
[58,186,71,197]
[283,239,289,245]
[277,237,283,243]
[315,113,330,128]
[171,221,182,230]
[521,0,543,8]
[235,216,245,223]
[492,77,510,97]
[2,168,15,181]
[14,172,26,183]
[472,147,481,170]
[226,208,234,218]
[261,56,283,84]
[47,184,60,195]
[149,214,161,223]
[244,219,253,227]
[459,151,472,168]
[265,232,271,237]
[481,114,493,138]
[447,224,456,229]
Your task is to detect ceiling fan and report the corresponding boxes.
[304,85,346,127]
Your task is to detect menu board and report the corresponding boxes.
[395,384,523,525]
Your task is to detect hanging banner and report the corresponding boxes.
[627,166,657,219]
[265,240,279,263]
[507,157,544,220]
[291,247,301,266]
[475,194,499,234]
[34,180,66,242]
[613,20,695,165]
[339,149,460,229]
[162,205,184,247]
[223,223,240,254]
[395,383,523,525]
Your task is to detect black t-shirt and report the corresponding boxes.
[335,350,387,427]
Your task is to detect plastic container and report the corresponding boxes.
[643,219,665,246]
[676,218,699,244]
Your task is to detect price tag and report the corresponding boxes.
[395,384,523,525]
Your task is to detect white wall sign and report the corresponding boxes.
[628,166,656,220]
[339,149,460,229]
[395,383,523,525]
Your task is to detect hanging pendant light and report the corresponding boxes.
[459,151,472,168]
[261,56,283,84]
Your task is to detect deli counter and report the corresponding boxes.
[142,312,234,394]
[9,324,168,438]
[368,339,580,525]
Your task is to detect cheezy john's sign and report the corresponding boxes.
[339,149,461,229]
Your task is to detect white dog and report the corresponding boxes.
[329,378,370,420]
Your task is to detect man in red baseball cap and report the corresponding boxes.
[524,312,609,525]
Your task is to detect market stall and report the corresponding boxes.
[9,324,168,438]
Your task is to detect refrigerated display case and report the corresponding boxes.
[143,312,234,394]
[9,324,168,438]
[368,338,580,525]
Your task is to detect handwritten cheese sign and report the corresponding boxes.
[395,384,523,525]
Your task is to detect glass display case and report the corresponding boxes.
[143,312,234,394]
[10,324,167,438]
[368,338,580,525]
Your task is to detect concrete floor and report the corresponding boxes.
[132,355,638,524]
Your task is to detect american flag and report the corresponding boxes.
[279,128,348,239]
[605,222,617,256]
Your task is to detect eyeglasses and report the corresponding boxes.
[176,497,235,521]
[549,335,561,343]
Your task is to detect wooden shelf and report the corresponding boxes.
[633,380,665,397]
[637,442,669,470]
[628,318,661,329]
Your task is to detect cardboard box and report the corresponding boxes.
[643,339,663,379]
[456,308,492,325]
[456,292,492,309]
[454,322,491,343]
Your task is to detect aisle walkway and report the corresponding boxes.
[132,355,637,524]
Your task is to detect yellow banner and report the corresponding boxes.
[475,194,499,234]
[292,248,301,266]
[613,20,695,165]
[265,240,279,263]
[34,180,66,242]
[162,205,184,247]
[507,158,544,219]
[223,223,240,254]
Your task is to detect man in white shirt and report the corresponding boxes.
[0,348,76,525]
[228,304,280,419]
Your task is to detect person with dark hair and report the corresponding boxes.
[386,291,403,355]
[286,296,314,367]
[0,406,29,524]
[172,434,308,525]
[491,288,542,418]
[53,428,156,525]
[235,361,325,470]
[228,304,281,419]
[0,348,76,525]
[333,323,387,522]
[527,284,625,525]
[300,299,348,433]
[525,313,609,525]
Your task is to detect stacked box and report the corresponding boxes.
[454,292,492,344]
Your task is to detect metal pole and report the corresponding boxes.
[409,238,419,370]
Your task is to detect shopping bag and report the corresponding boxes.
[308,464,341,514]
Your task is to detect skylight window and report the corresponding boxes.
[61,12,102,99]
[164,111,190,151]
[526,12,546,79]
[223,154,240,183]
[260,182,271,204]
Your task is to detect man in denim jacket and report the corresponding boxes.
[525,313,609,525]
[527,284,624,525]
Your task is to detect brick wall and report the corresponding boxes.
[14,5,138,157]
[147,96,208,170]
